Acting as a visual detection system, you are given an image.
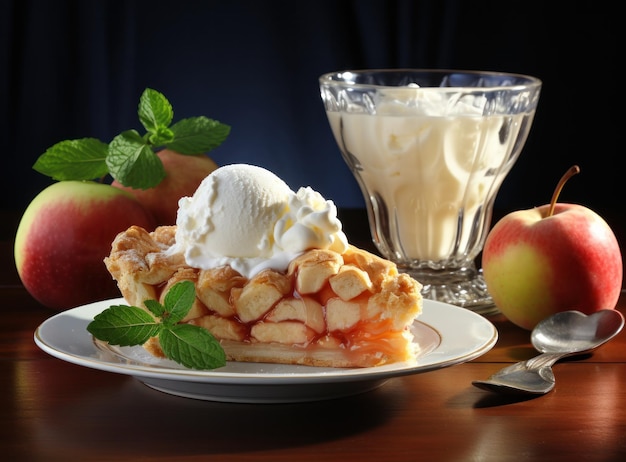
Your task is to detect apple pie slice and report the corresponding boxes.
[104,225,423,368]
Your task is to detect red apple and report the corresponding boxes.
[482,166,623,330]
[111,149,218,226]
[14,181,156,310]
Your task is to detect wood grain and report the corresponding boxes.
[2,235,625,461]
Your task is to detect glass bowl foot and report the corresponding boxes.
[404,268,499,316]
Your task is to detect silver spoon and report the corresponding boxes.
[472,309,624,395]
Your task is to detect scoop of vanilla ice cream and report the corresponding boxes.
[171,164,348,278]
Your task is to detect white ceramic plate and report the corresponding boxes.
[35,298,497,403]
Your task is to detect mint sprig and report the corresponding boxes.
[87,280,227,370]
[33,88,230,190]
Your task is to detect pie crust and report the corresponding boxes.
[104,225,423,368]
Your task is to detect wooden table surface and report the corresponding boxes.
[2,235,625,462]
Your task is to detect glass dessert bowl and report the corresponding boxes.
[320,69,542,315]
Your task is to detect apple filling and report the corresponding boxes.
[104,225,423,368]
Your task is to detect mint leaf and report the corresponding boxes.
[107,130,166,189]
[86,305,161,346]
[167,117,231,154]
[159,324,226,370]
[148,125,175,147]
[139,88,173,133]
[162,280,196,325]
[144,299,166,318]
[88,281,226,370]
[33,138,109,180]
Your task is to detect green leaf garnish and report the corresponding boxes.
[160,324,226,370]
[87,281,226,370]
[33,88,230,189]
[107,130,166,189]
[86,305,161,346]
[33,138,109,181]
[144,299,166,318]
[162,279,197,325]
[168,117,231,155]
[139,87,173,132]
[148,125,175,147]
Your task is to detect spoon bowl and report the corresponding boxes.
[473,309,624,395]
[531,309,623,354]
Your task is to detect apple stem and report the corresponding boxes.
[547,165,580,217]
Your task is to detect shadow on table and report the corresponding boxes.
[27,368,401,459]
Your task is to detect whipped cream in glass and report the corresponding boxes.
[320,70,541,314]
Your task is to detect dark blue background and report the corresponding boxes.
[1,1,621,237]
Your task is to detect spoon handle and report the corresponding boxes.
[524,352,571,371]
[490,352,569,377]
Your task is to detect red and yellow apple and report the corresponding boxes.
[111,149,218,226]
[482,166,623,330]
[14,181,156,310]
